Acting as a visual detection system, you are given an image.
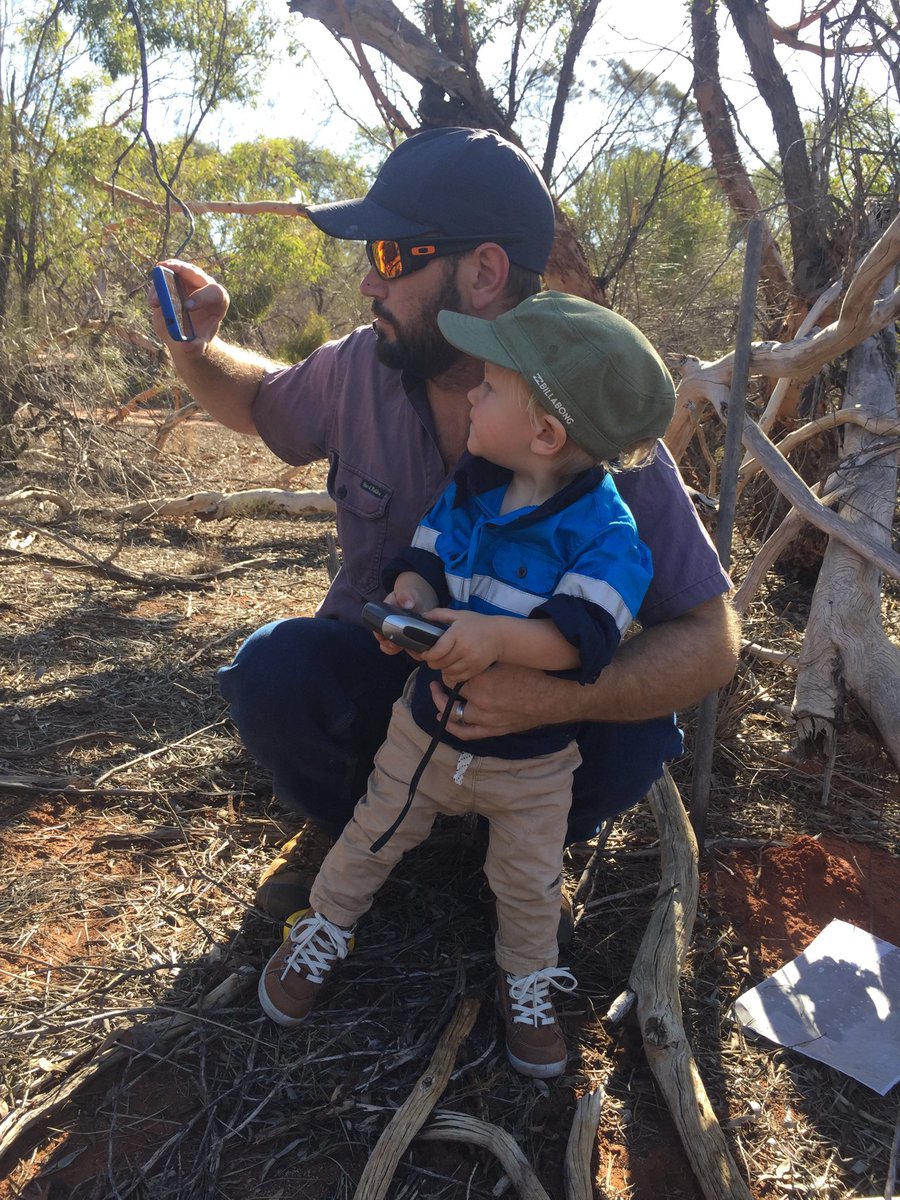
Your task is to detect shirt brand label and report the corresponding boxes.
[532,373,575,424]
[360,479,388,499]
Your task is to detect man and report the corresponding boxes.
[151,127,738,925]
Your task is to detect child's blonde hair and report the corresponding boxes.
[508,368,658,476]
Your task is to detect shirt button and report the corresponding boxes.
[516,566,527,578]
[337,485,348,498]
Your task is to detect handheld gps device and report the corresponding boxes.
[362,602,447,651]
[152,265,195,342]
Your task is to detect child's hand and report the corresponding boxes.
[374,584,437,659]
[422,610,501,685]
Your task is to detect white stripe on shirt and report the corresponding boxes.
[555,572,633,633]
[411,525,440,553]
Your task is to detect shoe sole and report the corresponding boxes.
[257,972,312,1028]
[506,1044,567,1079]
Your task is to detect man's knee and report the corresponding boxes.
[566,716,683,842]
[218,617,378,720]
[219,618,326,701]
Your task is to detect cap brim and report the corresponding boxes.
[306,195,434,241]
[437,310,519,370]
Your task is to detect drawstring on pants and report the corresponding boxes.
[369,682,464,854]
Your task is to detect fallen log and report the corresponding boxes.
[564,1087,605,1200]
[419,1112,551,1200]
[123,487,335,522]
[628,766,752,1200]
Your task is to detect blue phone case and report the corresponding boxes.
[152,266,195,342]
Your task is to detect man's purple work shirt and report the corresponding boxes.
[252,326,730,624]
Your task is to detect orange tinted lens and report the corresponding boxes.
[371,239,403,279]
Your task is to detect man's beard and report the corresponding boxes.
[372,266,464,379]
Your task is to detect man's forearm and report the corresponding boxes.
[573,600,744,720]
[446,595,740,740]
[555,595,740,722]
[168,338,280,435]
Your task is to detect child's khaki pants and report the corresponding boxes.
[310,685,581,975]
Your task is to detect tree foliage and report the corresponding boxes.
[569,150,739,354]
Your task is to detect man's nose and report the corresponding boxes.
[360,268,388,298]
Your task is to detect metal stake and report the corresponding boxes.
[689,218,764,846]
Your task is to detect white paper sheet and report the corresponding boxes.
[732,919,900,1094]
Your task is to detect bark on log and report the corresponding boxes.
[792,285,900,773]
[564,1087,604,1200]
[629,767,751,1200]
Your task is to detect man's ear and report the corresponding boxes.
[531,414,568,456]
[458,243,511,315]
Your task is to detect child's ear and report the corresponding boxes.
[531,414,568,456]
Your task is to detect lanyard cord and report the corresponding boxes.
[369,682,464,854]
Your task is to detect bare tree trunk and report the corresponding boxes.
[689,0,791,311]
[793,268,900,771]
[723,0,832,298]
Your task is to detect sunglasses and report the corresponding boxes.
[365,236,500,281]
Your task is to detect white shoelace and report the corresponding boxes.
[506,967,578,1026]
[280,913,354,985]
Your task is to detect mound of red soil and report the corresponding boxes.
[706,834,900,975]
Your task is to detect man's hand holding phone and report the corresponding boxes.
[150,260,230,354]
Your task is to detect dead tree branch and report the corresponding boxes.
[418,1112,551,1200]
[629,767,752,1200]
[353,997,479,1200]
[123,488,335,522]
[667,208,900,457]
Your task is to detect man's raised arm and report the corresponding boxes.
[150,260,282,436]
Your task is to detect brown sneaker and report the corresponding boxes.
[254,825,333,924]
[497,965,577,1079]
[258,909,355,1027]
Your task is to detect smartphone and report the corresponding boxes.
[361,602,447,651]
[152,265,195,342]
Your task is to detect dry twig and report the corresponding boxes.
[353,996,479,1200]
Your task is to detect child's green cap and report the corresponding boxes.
[438,291,676,461]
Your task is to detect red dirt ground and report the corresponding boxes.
[706,834,900,975]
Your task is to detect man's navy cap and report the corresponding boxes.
[306,127,556,274]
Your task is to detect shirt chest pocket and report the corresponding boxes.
[486,542,566,613]
[327,456,393,596]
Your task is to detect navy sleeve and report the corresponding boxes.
[530,596,621,684]
[382,547,451,604]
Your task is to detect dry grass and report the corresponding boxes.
[1,398,898,1199]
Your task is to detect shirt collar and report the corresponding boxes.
[452,455,605,518]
